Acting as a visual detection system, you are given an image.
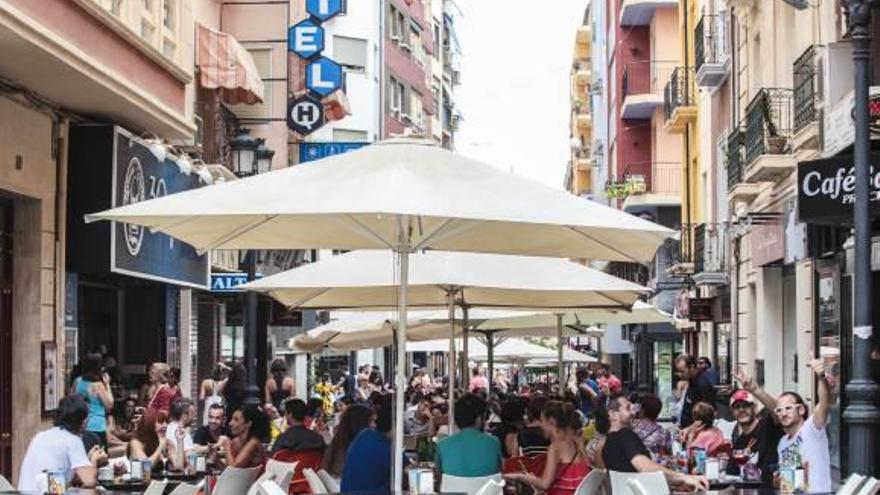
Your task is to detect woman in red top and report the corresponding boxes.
[504,401,590,495]
[147,365,182,416]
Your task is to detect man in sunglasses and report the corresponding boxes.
[734,359,831,493]
[724,387,782,487]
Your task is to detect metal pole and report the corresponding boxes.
[393,247,410,492]
[486,333,495,390]
[462,305,470,391]
[446,290,456,433]
[557,314,564,390]
[243,250,260,407]
[844,0,880,476]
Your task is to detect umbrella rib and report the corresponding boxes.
[412,218,483,251]
[594,291,632,308]
[339,214,395,249]
[286,287,333,308]
[197,215,278,254]
[567,226,641,263]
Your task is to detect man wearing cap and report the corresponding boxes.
[725,389,783,487]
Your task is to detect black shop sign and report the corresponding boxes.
[797,152,880,225]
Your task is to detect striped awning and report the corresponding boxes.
[196,23,264,105]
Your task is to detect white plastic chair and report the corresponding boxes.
[266,458,298,492]
[317,469,340,492]
[258,479,289,495]
[144,479,170,495]
[246,472,277,495]
[474,478,505,495]
[303,468,328,494]
[857,477,880,495]
[838,473,868,495]
[609,471,668,495]
[0,474,13,491]
[213,466,261,495]
[575,468,607,495]
[168,482,199,495]
[441,474,503,495]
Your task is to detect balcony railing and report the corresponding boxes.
[695,14,727,74]
[606,162,680,198]
[726,128,744,190]
[793,45,818,134]
[679,224,694,266]
[693,223,728,274]
[622,60,677,97]
[664,66,696,121]
[744,88,793,165]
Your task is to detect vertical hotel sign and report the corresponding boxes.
[287,0,346,136]
[111,127,209,288]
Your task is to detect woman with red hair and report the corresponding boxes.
[127,409,169,467]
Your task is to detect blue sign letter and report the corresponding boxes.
[288,19,325,59]
[306,57,343,97]
[306,0,344,22]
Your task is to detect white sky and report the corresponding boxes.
[454,0,587,189]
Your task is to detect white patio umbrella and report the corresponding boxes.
[406,337,596,364]
[85,138,672,489]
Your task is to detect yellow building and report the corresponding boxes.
[565,8,593,197]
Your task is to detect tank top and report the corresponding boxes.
[270,375,289,410]
[547,441,590,495]
[203,379,223,426]
[75,377,107,433]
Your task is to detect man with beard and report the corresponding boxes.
[674,354,717,428]
[735,360,831,493]
[724,388,782,487]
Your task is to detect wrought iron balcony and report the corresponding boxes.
[695,14,730,87]
[744,88,793,165]
[664,67,697,131]
[693,223,729,286]
[606,161,681,200]
[793,45,818,134]
[726,128,744,190]
[622,60,677,119]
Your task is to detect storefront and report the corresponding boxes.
[66,125,209,399]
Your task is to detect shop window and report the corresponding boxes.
[333,36,368,71]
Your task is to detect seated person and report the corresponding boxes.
[436,393,503,477]
[216,405,270,469]
[271,399,326,454]
[193,403,230,452]
[681,402,730,457]
[341,395,393,493]
[405,395,432,436]
[18,395,104,491]
[127,409,169,468]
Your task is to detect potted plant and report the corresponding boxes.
[761,92,788,154]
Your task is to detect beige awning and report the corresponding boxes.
[196,23,264,105]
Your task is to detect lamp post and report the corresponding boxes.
[844,0,880,476]
[229,128,272,407]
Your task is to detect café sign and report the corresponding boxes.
[797,152,880,224]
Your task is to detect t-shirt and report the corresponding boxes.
[777,415,831,494]
[165,421,194,453]
[726,410,783,487]
[18,427,91,491]
[680,371,716,428]
[436,427,503,476]
[271,425,326,454]
[469,375,489,393]
[193,425,231,446]
[404,407,430,436]
[601,428,651,473]
[341,374,357,400]
[577,380,600,417]
[518,426,550,456]
[341,429,391,493]
[598,374,622,395]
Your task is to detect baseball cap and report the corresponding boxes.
[730,389,755,407]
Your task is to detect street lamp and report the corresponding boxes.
[229,127,274,407]
[230,128,259,177]
[844,0,880,476]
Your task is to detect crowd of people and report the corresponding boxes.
[14,351,836,494]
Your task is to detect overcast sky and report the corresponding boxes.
[454,0,587,189]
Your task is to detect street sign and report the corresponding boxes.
[287,93,325,135]
[306,0,345,22]
[306,56,343,96]
[210,272,250,292]
[300,142,368,162]
[288,18,324,60]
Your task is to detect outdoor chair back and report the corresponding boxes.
[167,482,199,495]
[441,473,503,495]
[246,472,278,495]
[838,473,868,495]
[503,454,547,477]
[265,458,298,492]
[212,466,261,495]
[473,478,505,495]
[272,448,323,494]
[609,471,668,495]
[259,479,290,495]
[625,479,649,495]
[0,474,12,491]
[143,479,169,495]
[574,468,607,495]
[317,469,340,492]
[857,477,880,495]
[303,468,328,494]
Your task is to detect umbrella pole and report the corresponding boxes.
[393,248,410,493]
[557,313,564,391]
[487,332,495,389]
[462,305,470,391]
[447,291,457,434]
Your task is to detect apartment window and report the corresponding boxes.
[142,0,154,11]
[388,76,405,116]
[111,0,124,17]
[432,78,441,114]
[433,20,441,60]
[333,129,369,142]
[410,90,424,129]
[162,0,176,29]
[397,11,406,42]
[388,5,405,41]
[141,19,155,43]
[230,48,272,119]
[333,36,367,71]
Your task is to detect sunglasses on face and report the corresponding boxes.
[774,404,799,414]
